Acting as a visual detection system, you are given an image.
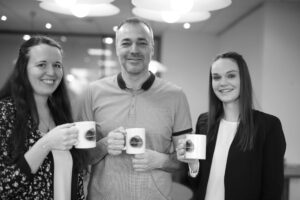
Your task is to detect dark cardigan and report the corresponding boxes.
[189,110,286,200]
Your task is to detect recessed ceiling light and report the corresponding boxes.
[66,74,76,82]
[23,35,31,41]
[183,23,191,29]
[103,37,114,45]
[45,23,52,29]
[1,15,7,21]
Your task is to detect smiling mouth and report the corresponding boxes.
[219,89,233,93]
[128,58,142,61]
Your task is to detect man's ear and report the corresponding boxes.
[150,45,154,58]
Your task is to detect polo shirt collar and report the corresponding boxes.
[117,71,155,91]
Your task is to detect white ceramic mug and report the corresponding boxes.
[74,121,96,149]
[184,134,206,160]
[124,128,146,154]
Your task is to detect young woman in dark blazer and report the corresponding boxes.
[177,52,286,200]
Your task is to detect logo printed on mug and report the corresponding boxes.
[185,139,195,152]
[85,128,96,141]
[184,134,206,160]
[129,135,143,148]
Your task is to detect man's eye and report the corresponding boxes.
[138,42,148,46]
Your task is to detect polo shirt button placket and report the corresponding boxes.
[129,94,136,116]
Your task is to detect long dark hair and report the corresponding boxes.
[208,52,255,151]
[0,35,86,169]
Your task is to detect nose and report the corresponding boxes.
[45,64,55,75]
[219,77,228,85]
[130,43,138,53]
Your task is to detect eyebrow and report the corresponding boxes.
[226,70,239,73]
[212,70,239,75]
[137,38,148,41]
[35,60,62,64]
[121,37,148,42]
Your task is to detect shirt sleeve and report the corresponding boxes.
[261,116,286,200]
[0,101,32,199]
[78,84,94,122]
[172,89,193,136]
[77,84,108,165]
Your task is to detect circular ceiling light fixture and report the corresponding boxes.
[70,4,91,18]
[161,11,181,23]
[132,0,231,12]
[38,0,119,18]
[192,0,232,11]
[170,0,194,14]
[131,0,229,23]
[132,7,210,23]
[54,0,76,8]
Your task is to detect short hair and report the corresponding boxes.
[115,17,154,45]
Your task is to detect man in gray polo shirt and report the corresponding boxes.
[80,17,192,200]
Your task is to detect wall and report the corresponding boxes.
[219,5,265,109]
[0,35,23,86]
[262,1,300,165]
[161,31,218,128]
[262,3,300,199]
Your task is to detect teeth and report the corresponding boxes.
[42,80,54,84]
[220,89,232,93]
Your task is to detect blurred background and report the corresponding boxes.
[0,0,299,199]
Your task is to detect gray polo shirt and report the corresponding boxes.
[81,73,192,200]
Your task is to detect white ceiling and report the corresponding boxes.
[0,0,296,36]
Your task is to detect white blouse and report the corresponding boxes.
[205,119,238,200]
[52,150,73,200]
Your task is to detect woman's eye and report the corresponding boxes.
[227,74,236,79]
[54,63,63,69]
[212,76,221,81]
[121,42,130,46]
[37,63,46,68]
